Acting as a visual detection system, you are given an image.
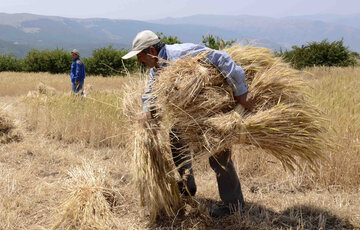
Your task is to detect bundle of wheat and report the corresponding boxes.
[132,122,182,221]
[52,162,119,230]
[0,107,22,144]
[122,80,182,221]
[0,111,12,133]
[153,45,327,171]
[38,82,56,96]
[121,80,145,128]
[224,46,286,81]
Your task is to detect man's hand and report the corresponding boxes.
[75,81,80,86]
[234,92,254,112]
[137,111,152,124]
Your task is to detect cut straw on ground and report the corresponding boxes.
[52,161,119,230]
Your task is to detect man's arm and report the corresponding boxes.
[74,60,84,84]
[140,68,157,122]
[207,50,253,111]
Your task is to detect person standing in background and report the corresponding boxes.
[71,49,86,95]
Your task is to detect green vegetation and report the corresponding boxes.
[0,46,138,76]
[1,36,359,74]
[202,34,236,50]
[0,54,23,72]
[277,39,358,69]
[156,32,182,45]
[83,45,138,77]
[24,48,72,74]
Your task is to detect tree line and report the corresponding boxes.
[0,34,358,75]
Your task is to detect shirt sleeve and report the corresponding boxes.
[207,50,248,96]
[141,68,156,113]
[71,62,75,80]
[74,62,81,82]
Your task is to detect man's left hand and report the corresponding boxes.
[234,92,254,112]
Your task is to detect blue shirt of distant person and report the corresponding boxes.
[71,49,86,94]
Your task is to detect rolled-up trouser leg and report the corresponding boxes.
[170,131,196,196]
[209,149,245,209]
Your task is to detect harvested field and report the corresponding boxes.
[0,62,359,229]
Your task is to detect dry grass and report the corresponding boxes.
[52,161,120,230]
[131,122,182,221]
[22,73,146,148]
[0,65,359,229]
[122,79,183,221]
[25,92,127,148]
[0,72,136,97]
[305,66,360,189]
[153,48,327,172]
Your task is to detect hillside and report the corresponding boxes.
[1,13,360,57]
[151,14,360,52]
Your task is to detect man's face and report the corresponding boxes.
[71,53,78,60]
[136,47,158,68]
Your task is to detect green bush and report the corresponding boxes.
[277,39,357,69]
[84,45,138,77]
[23,49,49,72]
[0,54,23,72]
[202,34,235,50]
[48,48,73,74]
[156,32,182,45]
[23,48,72,73]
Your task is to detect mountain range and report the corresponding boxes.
[1,12,360,57]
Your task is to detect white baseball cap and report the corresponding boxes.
[71,49,80,56]
[122,30,160,59]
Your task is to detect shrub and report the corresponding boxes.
[156,32,182,45]
[202,34,236,50]
[23,48,72,73]
[277,39,357,69]
[0,54,23,72]
[84,46,138,77]
[48,48,73,74]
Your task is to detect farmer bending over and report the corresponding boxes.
[122,30,253,218]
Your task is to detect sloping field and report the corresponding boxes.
[0,68,359,229]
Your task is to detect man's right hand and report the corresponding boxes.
[137,112,152,124]
[234,92,254,112]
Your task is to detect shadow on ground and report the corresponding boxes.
[147,198,355,230]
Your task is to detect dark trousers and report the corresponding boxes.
[170,131,245,207]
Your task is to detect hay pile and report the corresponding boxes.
[38,82,56,96]
[133,122,182,221]
[52,162,119,230]
[0,111,13,135]
[123,79,182,221]
[0,107,22,144]
[152,46,327,171]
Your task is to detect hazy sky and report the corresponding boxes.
[1,0,359,20]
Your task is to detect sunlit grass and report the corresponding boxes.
[306,66,360,189]
[17,67,360,190]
